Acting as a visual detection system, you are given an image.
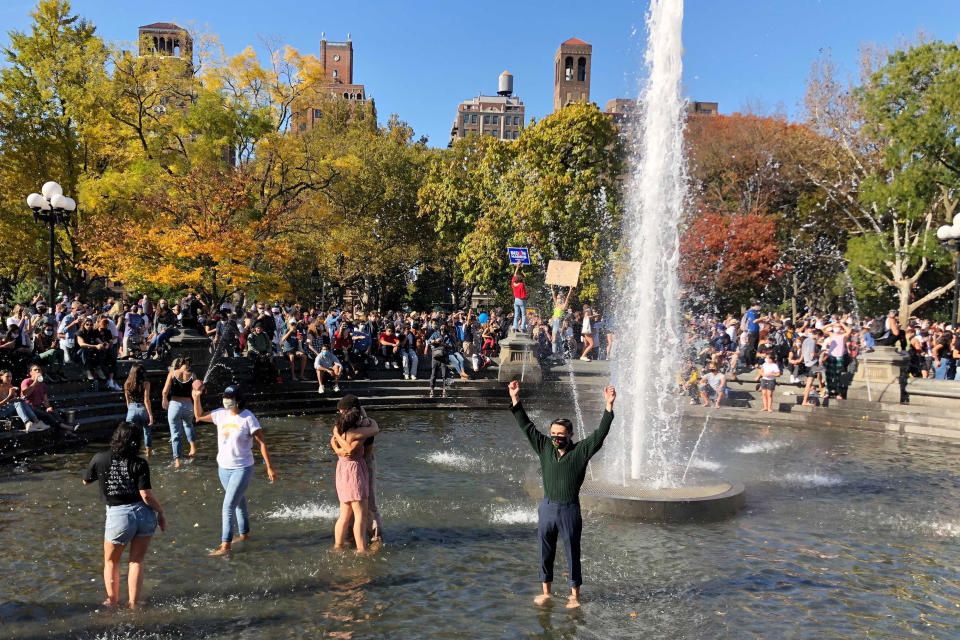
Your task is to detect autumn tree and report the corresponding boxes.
[0,0,109,296]
[86,166,298,306]
[679,208,783,311]
[685,113,845,316]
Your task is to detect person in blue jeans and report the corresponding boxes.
[192,384,278,556]
[123,363,154,457]
[83,422,167,609]
[161,357,197,468]
[0,369,39,430]
[933,332,955,380]
[511,264,528,333]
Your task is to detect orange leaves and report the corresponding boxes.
[680,208,783,306]
[96,164,294,303]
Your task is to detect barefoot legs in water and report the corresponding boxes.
[127,535,152,608]
[566,586,581,609]
[334,501,352,550]
[533,582,552,606]
[209,542,231,556]
[350,500,368,553]
[102,540,125,607]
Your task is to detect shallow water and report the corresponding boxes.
[2,407,959,639]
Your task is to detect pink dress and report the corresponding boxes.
[335,445,369,503]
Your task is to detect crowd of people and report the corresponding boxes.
[677,301,958,410]
[0,285,616,405]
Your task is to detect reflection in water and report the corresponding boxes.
[0,409,959,639]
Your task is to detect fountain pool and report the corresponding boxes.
[1,409,959,639]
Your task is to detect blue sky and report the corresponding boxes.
[3,0,960,146]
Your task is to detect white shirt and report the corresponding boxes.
[761,361,781,380]
[211,408,261,469]
[105,318,119,341]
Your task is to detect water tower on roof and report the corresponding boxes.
[498,70,514,97]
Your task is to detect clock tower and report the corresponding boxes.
[291,32,373,133]
[319,32,353,84]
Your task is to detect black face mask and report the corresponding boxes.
[551,435,570,450]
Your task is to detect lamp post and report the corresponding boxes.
[937,221,960,329]
[26,182,76,308]
[310,267,323,309]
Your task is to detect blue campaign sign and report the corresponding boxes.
[508,247,531,264]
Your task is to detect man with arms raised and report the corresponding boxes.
[507,379,616,609]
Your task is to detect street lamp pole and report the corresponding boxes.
[26,182,76,307]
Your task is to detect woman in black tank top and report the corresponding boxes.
[162,357,197,467]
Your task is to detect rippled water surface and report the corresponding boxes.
[2,406,959,639]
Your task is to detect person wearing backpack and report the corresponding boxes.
[873,310,905,350]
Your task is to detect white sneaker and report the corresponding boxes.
[403,373,409,380]
[24,420,35,432]
[411,375,417,380]
[333,384,340,392]
[317,385,325,395]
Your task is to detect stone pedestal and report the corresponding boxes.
[168,328,213,375]
[854,346,907,384]
[497,331,542,383]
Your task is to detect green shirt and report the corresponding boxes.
[511,402,614,504]
[246,331,272,356]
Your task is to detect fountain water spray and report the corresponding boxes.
[604,0,688,487]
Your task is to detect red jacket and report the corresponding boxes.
[511,276,527,300]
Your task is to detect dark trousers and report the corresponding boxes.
[79,347,102,371]
[537,498,582,587]
[746,331,759,366]
[429,358,449,390]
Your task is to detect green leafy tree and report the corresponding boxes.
[420,103,622,305]
[0,0,109,297]
[805,45,960,325]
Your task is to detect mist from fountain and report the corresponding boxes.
[602,0,688,488]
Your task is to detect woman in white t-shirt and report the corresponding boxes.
[755,353,781,413]
[192,385,278,556]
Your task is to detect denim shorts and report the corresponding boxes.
[104,502,157,545]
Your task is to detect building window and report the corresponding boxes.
[343,92,349,99]
[564,56,573,81]
[513,131,518,139]
[299,122,307,131]
[471,114,477,123]
[333,69,338,78]
[493,115,498,124]
[577,57,586,82]
[314,109,322,119]
[463,114,469,123]
[484,115,490,124]
[513,116,519,125]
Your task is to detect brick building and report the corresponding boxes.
[553,37,592,112]
[292,33,375,133]
[448,71,526,146]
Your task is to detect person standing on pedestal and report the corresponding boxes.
[511,264,527,334]
[508,379,616,609]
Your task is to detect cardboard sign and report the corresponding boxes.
[507,247,531,265]
[545,260,581,287]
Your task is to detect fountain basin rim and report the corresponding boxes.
[523,467,746,523]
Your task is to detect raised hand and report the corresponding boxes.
[603,386,616,410]
[508,379,520,405]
